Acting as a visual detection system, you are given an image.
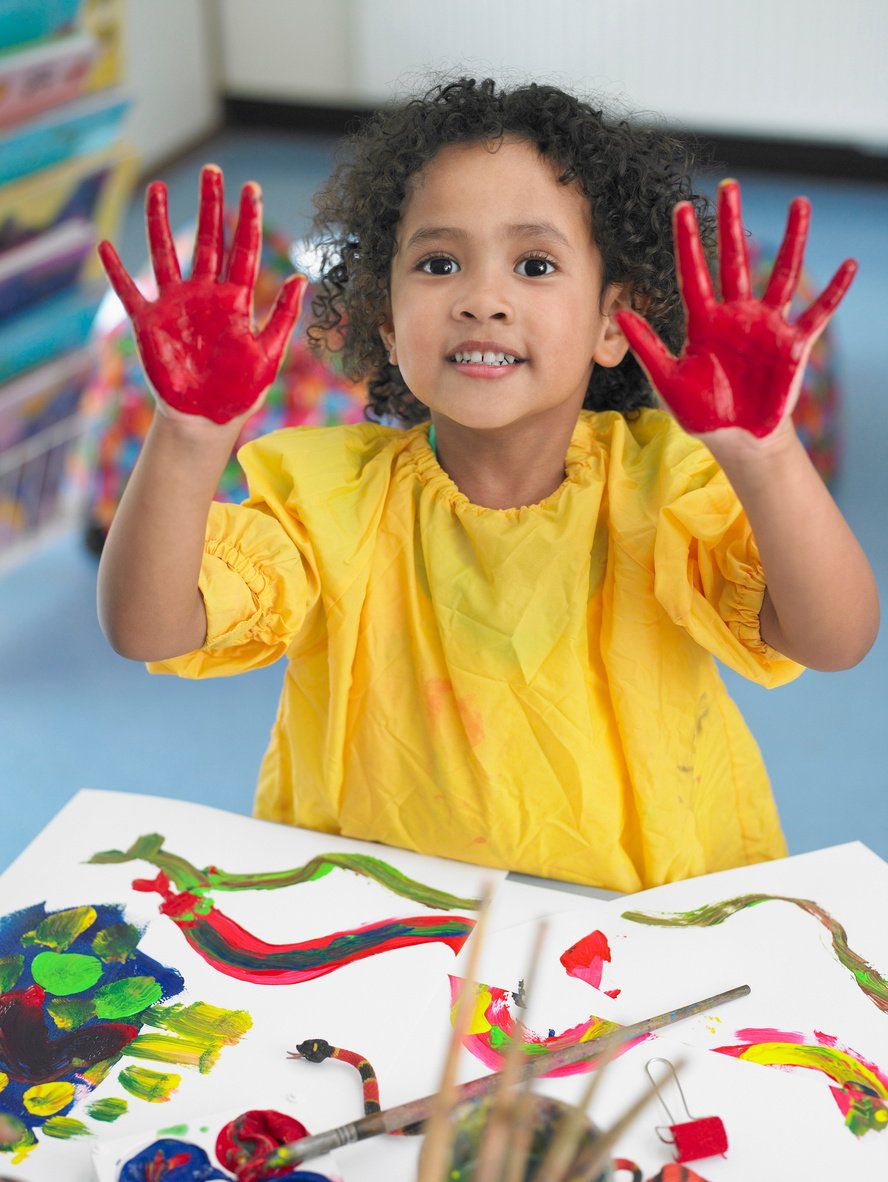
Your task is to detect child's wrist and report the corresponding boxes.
[148,403,244,463]
[704,417,808,495]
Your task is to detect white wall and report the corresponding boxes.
[219,0,888,150]
[218,0,357,103]
[120,0,221,169]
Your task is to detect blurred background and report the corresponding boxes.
[0,0,885,877]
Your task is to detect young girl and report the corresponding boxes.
[97,78,878,893]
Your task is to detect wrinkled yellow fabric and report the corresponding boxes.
[151,409,802,892]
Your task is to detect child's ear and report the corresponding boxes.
[592,282,637,369]
[378,314,398,366]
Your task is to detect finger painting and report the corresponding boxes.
[0,901,250,1167]
[622,893,888,1015]
[444,843,888,1177]
[446,976,648,1076]
[0,790,498,1180]
[714,1027,888,1137]
[86,835,477,985]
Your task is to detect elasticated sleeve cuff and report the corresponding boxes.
[148,501,318,679]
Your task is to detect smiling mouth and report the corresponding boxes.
[447,350,525,366]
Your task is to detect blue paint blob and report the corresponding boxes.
[117,1138,229,1180]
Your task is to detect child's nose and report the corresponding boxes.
[454,276,513,322]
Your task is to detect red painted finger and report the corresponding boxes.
[762,197,810,313]
[795,258,857,340]
[673,202,715,339]
[191,164,225,281]
[717,180,751,302]
[226,181,262,290]
[145,181,181,289]
[97,240,146,318]
[259,275,308,366]
[614,308,679,395]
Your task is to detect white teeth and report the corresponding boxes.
[452,350,519,365]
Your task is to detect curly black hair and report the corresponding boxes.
[308,77,715,425]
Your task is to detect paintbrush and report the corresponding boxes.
[259,982,749,1173]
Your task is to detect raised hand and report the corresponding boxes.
[615,179,857,438]
[97,164,306,424]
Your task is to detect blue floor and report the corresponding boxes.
[1,128,885,877]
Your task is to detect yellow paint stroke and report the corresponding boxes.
[128,1000,252,1073]
[118,1065,181,1103]
[734,1042,888,1099]
[0,1071,7,1093]
[125,1032,230,1073]
[23,1081,75,1116]
[467,984,495,1037]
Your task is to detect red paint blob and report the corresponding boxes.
[560,929,612,988]
[215,1109,308,1181]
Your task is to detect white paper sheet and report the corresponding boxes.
[0,789,502,1181]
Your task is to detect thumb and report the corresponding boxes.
[259,275,308,367]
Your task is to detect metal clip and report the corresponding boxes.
[644,1058,728,1163]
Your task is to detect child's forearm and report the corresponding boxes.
[709,421,879,671]
[97,411,241,661]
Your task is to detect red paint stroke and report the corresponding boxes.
[560,929,620,996]
[133,873,473,984]
[716,1026,888,1137]
[0,984,138,1084]
[449,976,649,1077]
[216,1109,308,1182]
[615,180,856,438]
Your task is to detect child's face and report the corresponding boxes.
[382,137,629,435]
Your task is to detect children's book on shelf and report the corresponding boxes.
[0,31,100,129]
[0,218,95,320]
[0,144,136,276]
[0,0,84,54]
[0,87,130,186]
[0,349,94,547]
[0,347,93,451]
[0,281,105,384]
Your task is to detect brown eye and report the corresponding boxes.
[516,257,555,278]
[420,256,459,275]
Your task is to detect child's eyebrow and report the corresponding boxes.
[403,222,572,250]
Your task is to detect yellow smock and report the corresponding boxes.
[151,409,802,892]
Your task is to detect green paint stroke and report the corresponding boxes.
[119,1065,181,1102]
[159,1123,190,1136]
[48,996,97,1030]
[89,833,481,912]
[22,906,97,951]
[94,975,163,1019]
[41,1115,91,1139]
[0,954,24,993]
[86,1097,129,1122]
[92,922,141,963]
[128,1000,252,1073]
[31,950,103,995]
[623,893,888,1015]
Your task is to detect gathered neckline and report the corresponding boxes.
[404,418,604,519]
